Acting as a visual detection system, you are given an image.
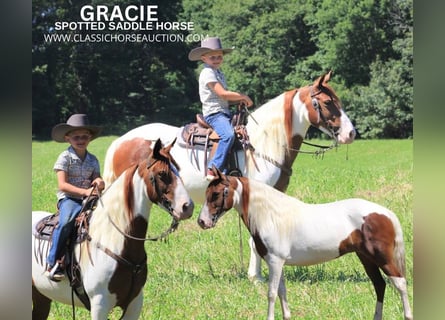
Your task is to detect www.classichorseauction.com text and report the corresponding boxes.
[44,5,208,43]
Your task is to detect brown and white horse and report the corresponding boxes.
[32,139,194,320]
[198,168,413,320]
[102,71,356,281]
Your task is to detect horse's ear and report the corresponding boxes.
[318,70,332,88]
[211,165,223,180]
[153,138,163,158]
[164,138,176,153]
[321,70,332,83]
[324,70,332,83]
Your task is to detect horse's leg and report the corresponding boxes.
[32,285,51,320]
[120,292,143,320]
[378,258,413,320]
[360,214,413,320]
[388,276,413,320]
[277,271,291,320]
[89,295,113,320]
[248,237,266,282]
[266,256,285,320]
[356,253,386,320]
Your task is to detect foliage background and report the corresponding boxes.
[32,138,413,319]
[32,0,412,139]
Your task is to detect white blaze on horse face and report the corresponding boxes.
[337,109,356,144]
[198,200,214,229]
[171,177,194,220]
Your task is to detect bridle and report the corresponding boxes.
[209,180,232,226]
[105,159,182,242]
[146,158,179,216]
[310,85,341,141]
[74,155,183,317]
[242,87,341,174]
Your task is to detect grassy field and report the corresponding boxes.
[32,138,413,319]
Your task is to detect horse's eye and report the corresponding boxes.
[211,192,219,202]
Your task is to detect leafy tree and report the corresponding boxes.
[32,0,197,139]
[346,0,413,138]
[286,0,399,87]
[182,0,315,105]
[33,0,412,139]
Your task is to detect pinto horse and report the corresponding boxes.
[32,139,194,320]
[198,168,413,320]
[102,71,356,281]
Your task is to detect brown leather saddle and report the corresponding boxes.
[33,197,98,310]
[33,197,96,243]
[181,114,220,149]
[180,113,253,176]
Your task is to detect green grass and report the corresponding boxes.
[32,138,413,319]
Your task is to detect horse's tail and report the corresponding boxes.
[392,214,407,277]
[103,138,118,187]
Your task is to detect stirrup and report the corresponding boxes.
[47,262,65,282]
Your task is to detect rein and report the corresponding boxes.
[88,234,147,272]
[253,140,337,177]
[103,160,181,242]
[107,214,179,242]
[253,152,293,176]
[290,140,338,158]
[210,176,245,273]
[242,87,340,175]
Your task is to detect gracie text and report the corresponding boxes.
[80,5,158,22]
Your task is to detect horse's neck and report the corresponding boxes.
[234,178,304,231]
[246,91,310,163]
[89,169,151,251]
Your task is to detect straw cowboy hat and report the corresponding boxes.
[51,114,102,142]
[188,37,234,61]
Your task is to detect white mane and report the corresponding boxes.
[246,94,288,164]
[245,179,305,237]
[87,168,139,254]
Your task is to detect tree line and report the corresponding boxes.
[32,0,412,139]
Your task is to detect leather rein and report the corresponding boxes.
[242,87,340,177]
[95,160,181,244]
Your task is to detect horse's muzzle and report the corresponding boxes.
[197,216,213,229]
[179,200,194,220]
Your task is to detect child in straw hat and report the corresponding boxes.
[46,114,105,281]
[189,37,253,180]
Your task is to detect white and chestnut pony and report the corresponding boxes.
[102,71,356,281]
[32,139,194,320]
[198,168,413,320]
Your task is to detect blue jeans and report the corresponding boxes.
[205,112,235,172]
[47,197,82,267]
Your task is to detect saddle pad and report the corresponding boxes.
[178,124,216,149]
[33,213,58,240]
[33,210,92,243]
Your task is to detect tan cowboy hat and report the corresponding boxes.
[188,37,234,61]
[51,114,102,142]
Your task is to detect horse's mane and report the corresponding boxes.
[246,179,304,237]
[88,165,138,252]
[246,93,290,163]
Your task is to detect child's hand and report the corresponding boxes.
[92,178,105,192]
[240,94,253,107]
